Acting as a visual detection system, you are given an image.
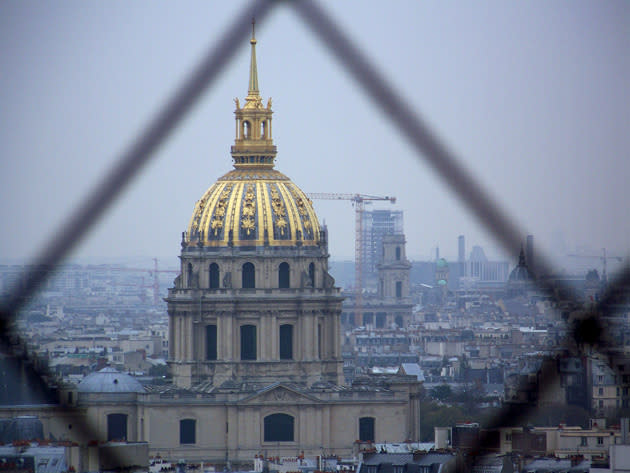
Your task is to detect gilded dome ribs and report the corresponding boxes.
[182,29,322,249]
[270,184,289,239]
[208,184,232,241]
[240,184,257,239]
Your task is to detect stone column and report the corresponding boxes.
[260,312,267,360]
[296,311,303,361]
[168,315,175,360]
[216,316,223,360]
[271,312,278,360]
[177,316,183,359]
[226,313,234,361]
[186,316,193,360]
[304,311,313,360]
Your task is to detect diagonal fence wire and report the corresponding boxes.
[0,0,277,463]
[1,0,628,468]
[0,0,275,337]
[291,0,577,302]
[290,0,630,464]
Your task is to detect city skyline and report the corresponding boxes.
[2,2,629,274]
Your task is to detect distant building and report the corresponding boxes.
[361,209,404,290]
[342,234,413,330]
[506,247,534,298]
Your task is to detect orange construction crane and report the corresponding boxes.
[307,193,396,317]
[107,258,179,305]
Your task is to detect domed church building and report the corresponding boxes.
[158,26,421,461]
[167,27,342,387]
[1,25,422,466]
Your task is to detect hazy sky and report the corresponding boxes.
[1,1,629,273]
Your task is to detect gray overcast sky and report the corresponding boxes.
[1,1,629,273]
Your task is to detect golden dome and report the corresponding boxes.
[185,23,321,249]
[186,169,321,248]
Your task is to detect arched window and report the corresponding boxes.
[107,413,128,441]
[242,262,255,289]
[308,262,315,287]
[264,413,294,442]
[396,246,401,261]
[241,324,257,360]
[243,120,251,139]
[280,324,293,360]
[279,262,290,288]
[209,263,220,289]
[180,419,196,444]
[187,263,193,287]
[359,417,375,442]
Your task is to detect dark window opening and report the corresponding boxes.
[241,324,257,360]
[242,262,255,288]
[206,325,217,361]
[264,413,294,442]
[396,281,402,298]
[308,263,315,287]
[209,263,220,289]
[180,419,196,444]
[396,247,401,261]
[187,263,193,287]
[363,313,373,326]
[244,120,251,139]
[395,315,403,328]
[376,313,386,329]
[279,262,290,288]
[280,324,293,360]
[107,413,128,441]
[359,417,375,442]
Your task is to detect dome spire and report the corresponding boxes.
[248,18,259,97]
[231,21,276,168]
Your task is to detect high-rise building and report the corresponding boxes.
[458,234,466,278]
[361,209,403,289]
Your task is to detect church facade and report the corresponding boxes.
[1,26,422,465]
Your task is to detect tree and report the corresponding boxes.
[431,384,453,402]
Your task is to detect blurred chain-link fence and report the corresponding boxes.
[1,0,628,470]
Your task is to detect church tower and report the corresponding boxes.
[166,23,343,389]
[378,234,411,301]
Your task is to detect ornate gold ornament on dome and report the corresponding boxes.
[183,19,322,249]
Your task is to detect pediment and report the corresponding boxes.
[241,384,320,405]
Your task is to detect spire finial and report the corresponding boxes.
[518,244,526,266]
[248,17,259,95]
